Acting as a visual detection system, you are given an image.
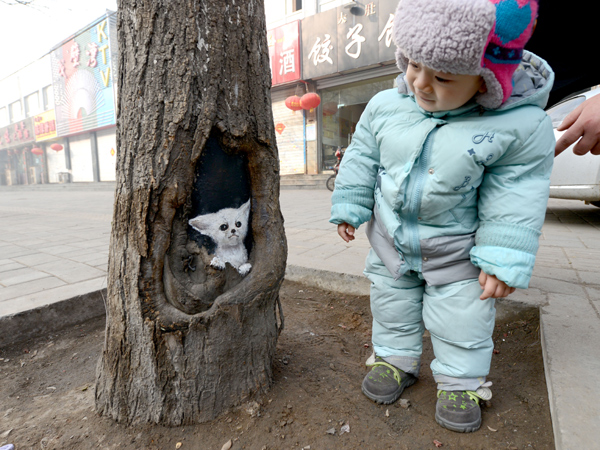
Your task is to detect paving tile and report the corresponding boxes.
[529,276,586,297]
[32,259,107,283]
[35,244,86,255]
[0,276,66,302]
[12,253,63,267]
[577,270,600,287]
[0,245,37,259]
[0,277,107,316]
[0,261,25,273]
[585,286,600,302]
[68,252,109,264]
[541,292,600,450]
[0,267,51,287]
[505,288,548,307]
[531,266,580,284]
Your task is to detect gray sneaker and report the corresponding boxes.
[435,389,487,433]
[361,356,416,404]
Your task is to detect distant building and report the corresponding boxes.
[1,2,402,186]
[0,11,117,185]
[265,0,400,177]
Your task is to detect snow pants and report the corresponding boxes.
[364,250,496,391]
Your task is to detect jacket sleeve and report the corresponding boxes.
[329,100,381,229]
[470,113,555,289]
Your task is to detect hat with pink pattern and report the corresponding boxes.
[393,0,539,109]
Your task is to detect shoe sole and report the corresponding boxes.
[361,375,416,405]
[434,412,481,433]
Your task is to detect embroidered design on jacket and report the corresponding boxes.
[472,132,495,144]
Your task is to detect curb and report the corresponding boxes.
[0,289,107,348]
[285,264,370,296]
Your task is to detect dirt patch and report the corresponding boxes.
[0,280,553,450]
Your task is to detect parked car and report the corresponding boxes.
[547,88,600,207]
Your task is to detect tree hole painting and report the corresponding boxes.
[163,135,252,316]
[95,0,287,426]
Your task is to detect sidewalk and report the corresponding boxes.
[1,184,599,450]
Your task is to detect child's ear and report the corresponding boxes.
[478,80,487,94]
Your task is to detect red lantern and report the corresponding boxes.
[300,92,321,111]
[31,147,44,155]
[285,95,303,111]
[50,143,63,152]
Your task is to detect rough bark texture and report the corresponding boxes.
[95,0,287,425]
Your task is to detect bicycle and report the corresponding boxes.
[326,147,345,192]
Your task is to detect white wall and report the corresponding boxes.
[69,134,94,182]
[96,129,117,181]
[0,55,52,113]
[265,0,318,28]
[45,142,68,183]
[272,88,306,175]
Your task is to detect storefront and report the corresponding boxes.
[319,73,397,170]
[0,118,37,185]
[300,0,400,172]
[268,21,310,175]
[48,12,118,183]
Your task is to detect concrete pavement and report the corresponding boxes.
[1,183,599,450]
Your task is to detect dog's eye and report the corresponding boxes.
[235,221,242,228]
[220,224,228,231]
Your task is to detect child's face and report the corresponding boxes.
[405,60,486,112]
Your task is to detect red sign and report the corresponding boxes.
[0,119,35,150]
[267,21,301,86]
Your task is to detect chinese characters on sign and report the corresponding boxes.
[0,120,35,150]
[267,21,301,86]
[365,2,376,16]
[33,111,58,142]
[308,34,334,65]
[378,14,394,48]
[345,24,366,59]
[50,16,116,137]
[301,0,398,79]
[279,49,296,76]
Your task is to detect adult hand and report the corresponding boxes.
[555,93,600,157]
[479,271,515,300]
[337,223,356,243]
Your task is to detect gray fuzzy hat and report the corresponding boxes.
[393,0,539,109]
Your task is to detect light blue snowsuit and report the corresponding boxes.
[330,52,555,390]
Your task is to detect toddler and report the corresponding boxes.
[330,0,554,433]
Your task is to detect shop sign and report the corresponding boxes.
[268,21,301,86]
[50,15,116,137]
[33,110,58,142]
[301,0,397,79]
[0,118,35,150]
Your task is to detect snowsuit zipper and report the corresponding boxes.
[407,125,440,271]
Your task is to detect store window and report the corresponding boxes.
[25,92,40,117]
[43,85,54,110]
[291,0,302,12]
[320,75,397,171]
[9,101,23,122]
[0,107,8,127]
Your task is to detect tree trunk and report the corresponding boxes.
[95,0,287,425]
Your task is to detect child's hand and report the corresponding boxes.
[479,271,515,300]
[337,223,356,242]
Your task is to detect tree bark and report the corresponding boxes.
[95,0,287,425]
